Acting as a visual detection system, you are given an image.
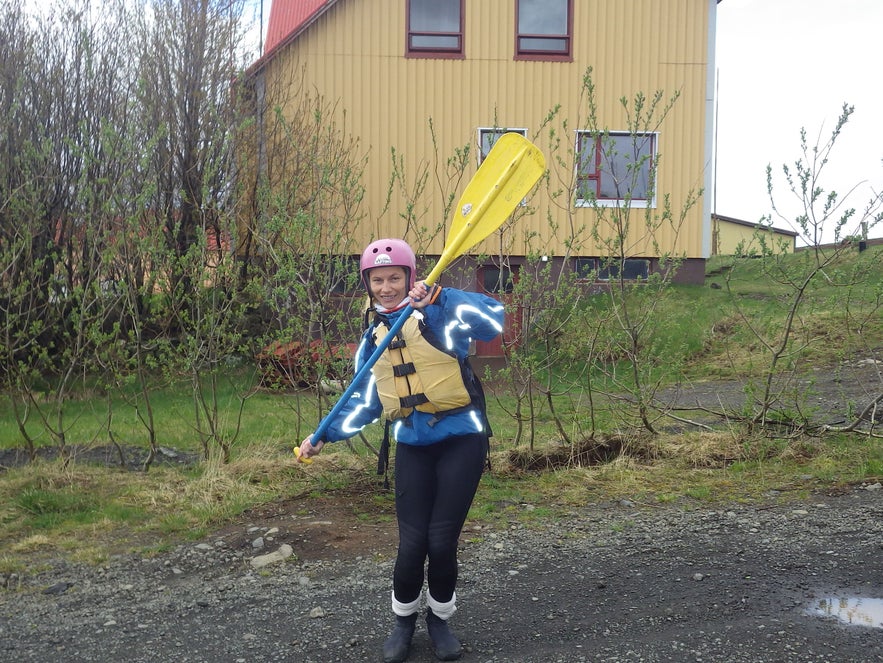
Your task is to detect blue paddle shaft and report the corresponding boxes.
[310,302,415,444]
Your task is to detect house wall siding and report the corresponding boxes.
[713,219,797,255]
[255,0,714,261]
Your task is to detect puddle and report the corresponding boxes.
[807,596,883,629]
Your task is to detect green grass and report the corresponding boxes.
[0,370,309,456]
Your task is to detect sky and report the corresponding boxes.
[714,0,883,241]
[242,0,268,61]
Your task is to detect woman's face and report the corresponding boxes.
[368,266,409,308]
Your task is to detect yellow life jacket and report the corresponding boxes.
[372,314,472,420]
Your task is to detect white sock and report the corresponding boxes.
[391,591,421,617]
[427,591,457,620]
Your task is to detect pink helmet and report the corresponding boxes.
[360,238,417,291]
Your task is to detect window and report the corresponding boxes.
[478,127,528,164]
[329,256,362,295]
[516,0,572,61]
[597,258,650,282]
[481,265,516,294]
[407,0,463,57]
[572,257,597,280]
[576,131,657,208]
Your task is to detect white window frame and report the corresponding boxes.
[575,130,658,209]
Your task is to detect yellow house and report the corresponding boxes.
[244,0,722,288]
[711,213,797,255]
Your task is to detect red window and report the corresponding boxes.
[406,0,464,58]
[515,0,572,61]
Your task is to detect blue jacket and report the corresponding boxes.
[319,288,504,446]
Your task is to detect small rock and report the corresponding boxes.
[42,582,74,596]
[250,544,295,569]
[309,606,326,618]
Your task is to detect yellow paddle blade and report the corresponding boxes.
[424,133,545,285]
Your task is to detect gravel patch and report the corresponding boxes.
[2,484,882,662]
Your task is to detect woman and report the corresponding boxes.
[297,238,503,662]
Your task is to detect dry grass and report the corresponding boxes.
[504,430,755,472]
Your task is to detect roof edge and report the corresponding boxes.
[246,0,342,77]
[712,213,799,237]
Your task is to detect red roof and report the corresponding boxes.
[263,0,339,56]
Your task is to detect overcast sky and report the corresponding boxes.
[714,0,883,241]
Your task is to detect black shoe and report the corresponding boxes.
[383,613,418,663]
[425,609,462,661]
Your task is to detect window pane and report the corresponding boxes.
[577,134,596,177]
[482,266,514,294]
[518,37,567,52]
[411,0,459,32]
[518,0,567,35]
[622,259,649,280]
[480,130,505,160]
[573,258,596,279]
[597,259,649,281]
[411,35,460,49]
[598,134,653,201]
[330,256,361,294]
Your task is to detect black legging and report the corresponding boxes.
[392,432,488,604]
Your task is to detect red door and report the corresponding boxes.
[474,264,522,357]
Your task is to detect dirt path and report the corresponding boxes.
[2,484,882,662]
[654,353,883,430]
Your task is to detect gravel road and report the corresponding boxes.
[2,481,882,663]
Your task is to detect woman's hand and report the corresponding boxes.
[409,281,440,310]
[296,435,325,463]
